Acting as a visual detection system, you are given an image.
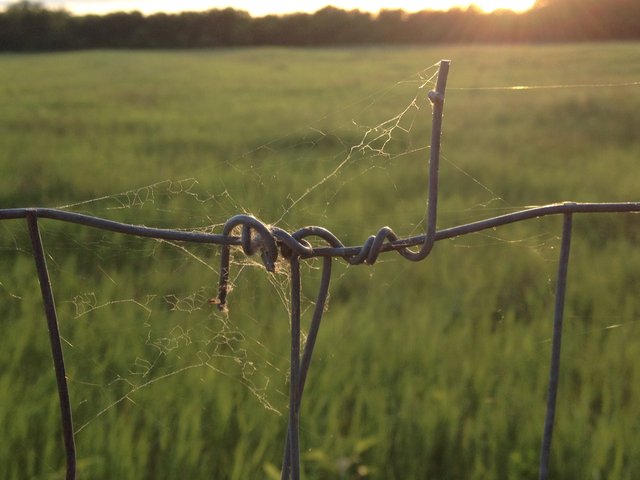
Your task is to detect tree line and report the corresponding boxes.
[1,0,639,51]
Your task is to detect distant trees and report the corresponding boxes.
[0,1,73,49]
[1,0,639,51]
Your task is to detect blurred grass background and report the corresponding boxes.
[0,43,639,479]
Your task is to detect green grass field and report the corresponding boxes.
[1,43,639,479]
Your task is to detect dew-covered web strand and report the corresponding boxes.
[271,65,442,227]
[237,62,442,160]
[449,80,640,91]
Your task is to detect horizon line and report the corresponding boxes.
[0,1,538,18]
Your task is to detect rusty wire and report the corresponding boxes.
[0,60,639,480]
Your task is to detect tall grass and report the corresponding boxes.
[0,44,639,479]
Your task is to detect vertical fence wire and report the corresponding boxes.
[26,212,77,480]
[539,213,573,479]
[281,256,332,480]
[0,61,638,479]
[287,254,302,480]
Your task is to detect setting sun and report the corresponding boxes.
[362,0,537,14]
[468,0,537,12]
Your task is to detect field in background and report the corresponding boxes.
[0,44,639,479]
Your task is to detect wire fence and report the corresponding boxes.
[1,60,639,480]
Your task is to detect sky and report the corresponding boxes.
[9,0,538,16]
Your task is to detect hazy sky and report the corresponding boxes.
[11,0,537,16]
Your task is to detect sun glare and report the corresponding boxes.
[471,0,537,12]
[409,0,536,13]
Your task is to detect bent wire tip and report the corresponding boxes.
[260,249,277,273]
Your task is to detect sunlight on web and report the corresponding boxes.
[23,62,468,437]
[271,63,443,228]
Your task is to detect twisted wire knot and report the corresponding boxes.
[215,215,346,310]
[214,212,441,310]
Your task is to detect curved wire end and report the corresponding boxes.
[260,249,277,273]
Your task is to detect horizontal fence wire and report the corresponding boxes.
[0,60,639,480]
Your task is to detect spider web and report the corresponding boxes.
[30,61,453,440]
